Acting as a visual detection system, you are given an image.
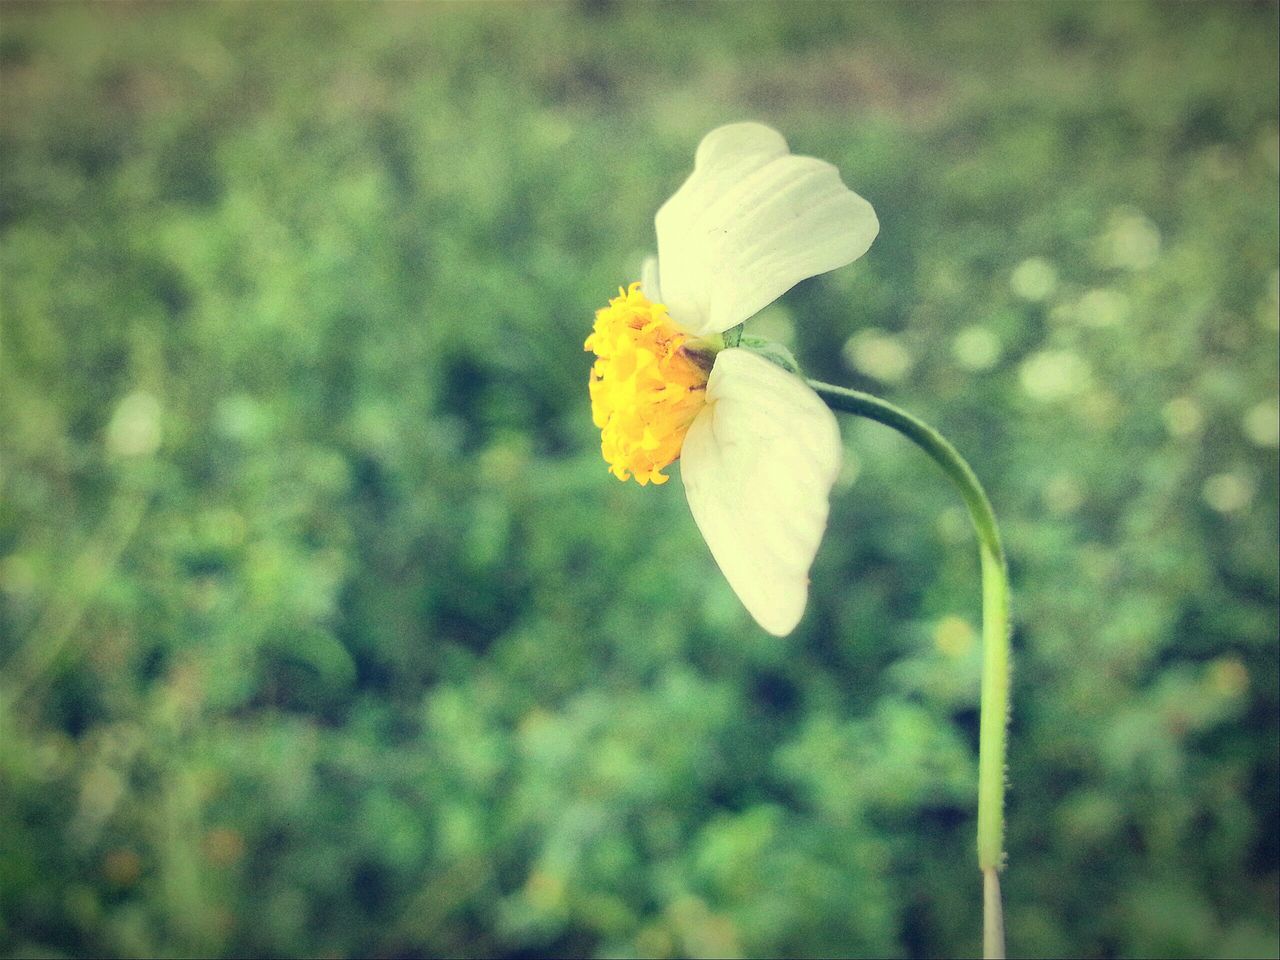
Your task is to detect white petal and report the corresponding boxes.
[680,347,842,635]
[640,255,663,303]
[655,122,879,337]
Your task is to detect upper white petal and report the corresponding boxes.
[655,122,879,337]
[679,347,842,636]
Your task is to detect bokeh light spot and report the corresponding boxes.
[952,325,1002,371]
[1099,208,1161,271]
[1010,257,1058,302]
[843,329,913,383]
[1163,397,1204,438]
[1207,657,1249,699]
[1202,472,1255,513]
[934,615,975,657]
[1043,474,1083,514]
[105,391,162,458]
[1019,350,1091,401]
[1241,399,1279,447]
[1076,288,1130,328]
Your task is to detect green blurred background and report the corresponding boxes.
[2,3,1277,958]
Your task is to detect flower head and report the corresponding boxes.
[586,122,878,635]
[584,283,710,485]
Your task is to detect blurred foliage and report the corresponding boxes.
[1,3,1278,958]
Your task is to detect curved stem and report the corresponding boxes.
[808,379,1010,960]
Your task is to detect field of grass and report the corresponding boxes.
[2,3,1277,957]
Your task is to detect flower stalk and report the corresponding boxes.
[807,379,1011,960]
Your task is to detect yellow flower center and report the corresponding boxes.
[584,282,710,485]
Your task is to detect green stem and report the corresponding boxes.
[808,379,1010,960]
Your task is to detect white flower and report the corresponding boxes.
[585,122,879,635]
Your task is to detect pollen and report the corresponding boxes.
[584,282,710,485]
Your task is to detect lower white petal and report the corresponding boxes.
[680,348,842,636]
